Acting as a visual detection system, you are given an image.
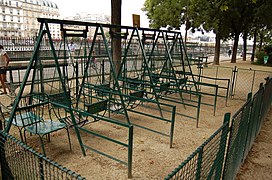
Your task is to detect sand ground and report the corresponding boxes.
[1,59,271,179]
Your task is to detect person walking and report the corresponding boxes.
[68,41,75,65]
[0,45,10,95]
[228,49,232,58]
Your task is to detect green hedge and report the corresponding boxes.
[256,44,272,65]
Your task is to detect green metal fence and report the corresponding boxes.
[165,113,230,179]
[165,77,272,180]
[0,131,85,179]
[223,78,272,179]
[233,68,272,99]
[222,95,254,180]
[196,65,272,100]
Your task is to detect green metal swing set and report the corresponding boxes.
[3,18,203,178]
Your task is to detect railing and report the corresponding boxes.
[1,37,234,62]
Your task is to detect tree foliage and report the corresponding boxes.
[143,0,187,29]
[142,0,272,63]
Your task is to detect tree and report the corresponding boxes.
[143,0,231,65]
[239,0,272,62]
[188,0,231,65]
[242,30,248,61]
[143,0,187,29]
[111,0,122,73]
[221,0,267,63]
[143,0,270,64]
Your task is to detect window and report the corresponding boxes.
[17,10,19,15]
[9,1,11,6]
[11,16,13,21]
[2,7,5,13]
[3,15,6,21]
[16,2,18,7]
[10,8,12,14]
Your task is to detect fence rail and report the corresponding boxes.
[1,37,241,63]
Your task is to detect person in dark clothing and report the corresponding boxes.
[228,49,232,57]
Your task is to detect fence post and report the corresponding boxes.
[196,95,202,128]
[39,156,44,180]
[0,133,14,179]
[216,113,231,178]
[250,70,256,94]
[230,66,237,97]
[195,147,203,179]
[247,92,252,100]
[241,93,253,161]
[128,125,133,179]
[170,106,176,148]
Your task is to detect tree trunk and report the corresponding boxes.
[242,32,247,61]
[251,29,257,63]
[231,32,239,63]
[213,33,220,65]
[184,21,189,44]
[111,0,122,74]
[259,32,264,51]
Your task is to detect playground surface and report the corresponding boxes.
[236,109,272,180]
[1,59,271,179]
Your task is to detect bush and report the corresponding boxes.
[255,50,266,64]
[255,44,272,65]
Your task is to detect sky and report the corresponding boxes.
[52,0,150,28]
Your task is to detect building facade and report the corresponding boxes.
[64,12,111,39]
[0,0,60,38]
